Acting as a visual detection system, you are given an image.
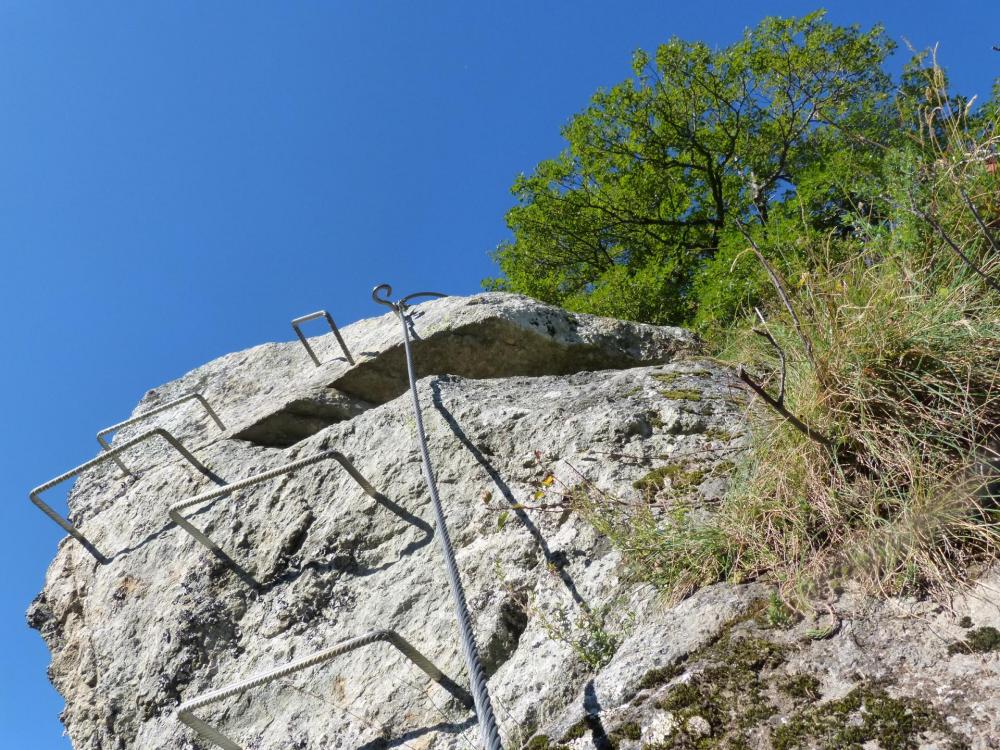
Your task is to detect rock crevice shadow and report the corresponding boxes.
[430,378,591,612]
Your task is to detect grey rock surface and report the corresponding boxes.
[28,293,1000,749]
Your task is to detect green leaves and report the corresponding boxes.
[489,11,898,327]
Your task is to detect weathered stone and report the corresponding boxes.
[327,293,699,404]
[27,293,1000,749]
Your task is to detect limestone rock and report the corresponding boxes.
[27,293,1000,749]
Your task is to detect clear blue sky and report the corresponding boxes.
[1,2,997,746]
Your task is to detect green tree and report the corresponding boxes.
[486,11,898,326]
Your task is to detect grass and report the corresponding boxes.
[572,77,1000,609]
[710,196,1000,604]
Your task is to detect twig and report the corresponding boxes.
[737,365,834,449]
[738,307,837,450]
[483,500,572,513]
[586,444,745,463]
[734,218,818,370]
[916,207,1000,295]
[957,185,1000,255]
[738,354,873,477]
[752,307,785,404]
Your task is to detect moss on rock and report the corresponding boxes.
[947,625,1000,655]
[773,683,967,750]
[647,633,786,747]
[779,674,821,704]
[659,388,703,401]
[637,662,685,692]
[633,464,707,494]
[624,604,968,750]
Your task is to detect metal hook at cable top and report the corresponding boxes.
[372,283,447,314]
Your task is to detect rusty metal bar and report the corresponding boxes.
[291,310,354,367]
[97,391,225,477]
[31,428,220,564]
[176,628,473,750]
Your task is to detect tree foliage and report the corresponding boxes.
[487,11,901,326]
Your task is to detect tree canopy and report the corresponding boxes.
[486,11,906,327]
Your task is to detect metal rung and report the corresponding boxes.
[177,628,473,750]
[168,450,389,583]
[291,310,354,367]
[97,392,226,477]
[31,428,220,564]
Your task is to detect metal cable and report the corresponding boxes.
[177,629,473,750]
[372,283,503,750]
[96,391,226,477]
[291,309,355,366]
[30,427,220,564]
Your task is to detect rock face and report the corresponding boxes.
[28,293,1000,750]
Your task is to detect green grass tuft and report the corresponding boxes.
[633,463,707,494]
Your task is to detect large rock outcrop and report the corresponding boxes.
[28,293,1000,749]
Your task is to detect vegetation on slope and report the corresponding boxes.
[489,11,1000,605]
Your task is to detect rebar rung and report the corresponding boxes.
[291,310,355,367]
[97,391,226,477]
[177,628,473,750]
[168,450,384,582]
[31,427,219,564]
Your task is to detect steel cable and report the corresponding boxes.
[372,284,503,750]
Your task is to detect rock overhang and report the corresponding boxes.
[228,293,700,449]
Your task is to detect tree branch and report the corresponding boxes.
[738,365,834,449]
[957,186,1000,255]
[917,207,1000,295]
[734,218,819,370]
[752,307,785,404]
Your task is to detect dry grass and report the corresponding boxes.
[722,242,1000,604]
[577,70,1000,609]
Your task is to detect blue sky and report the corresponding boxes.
[1,2,997,747]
